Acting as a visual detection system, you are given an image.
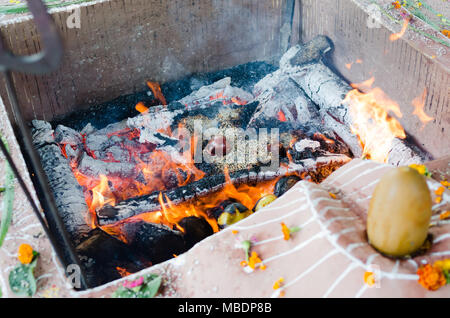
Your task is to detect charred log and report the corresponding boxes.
[31,120,91,245]
[76,228,149,288]
[280,36,432,164]
[96,153,351,226]
[178,217,214,249]
[120,221,187,264]
[77,153,137,178]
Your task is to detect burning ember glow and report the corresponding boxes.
[146,81,167,106]
[32,35,435,288]
[278,110,287,122]
[60,80,288,243]
[102,169,282,239]
[67,124,207,229]
[412,88,433,129]
[344,78,406,163]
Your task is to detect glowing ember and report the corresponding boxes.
[277,110,287,122]
[135,102,149,114]
[102,170,283,239]
[62,86,263,236]
[344,78,406,162]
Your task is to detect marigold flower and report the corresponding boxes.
[364,271,376,287]
[435,187,445,196]
[281,223,291,241]
[273,277,284,290]
[409,164,429,176]
[435,197,442,204]
[440,211,450,220]
[248,251,262,269]
[392,1,401,9]
[417,264,447,291]
[281,223,301,241]
[18,243,34,264]
[441,180,449,188]
[442,30,450,39]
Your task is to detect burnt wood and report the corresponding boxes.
[31,120,91,245]
[281,36,433,163]
[178,217,214,249]
[120,221,187,264]
[96,151,351,226]
[76,228,149,288]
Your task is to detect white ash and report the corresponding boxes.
[294,139,321,153]
[248,69,321,129]
[54,125,83,146]
[77,153,137,178]
[179,77,253,107]
[31,120,54,147]
[127,108,180,144]
[80,123,97,135]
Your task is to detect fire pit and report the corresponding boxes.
[0,0,448,292]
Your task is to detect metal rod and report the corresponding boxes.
[0,0,63,74]
[2,70,89,290]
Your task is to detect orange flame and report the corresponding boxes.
[147,81,167,106]
[136,102,149,114]
[390,19,410,42]
[412,88,433,128]
[344,78,406,162]
[277,110,287,122]
[116,267,131,278]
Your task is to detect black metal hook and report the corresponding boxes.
[0,0,63,74]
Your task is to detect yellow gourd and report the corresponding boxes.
[367,166,432,257]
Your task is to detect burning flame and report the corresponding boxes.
[136,102,149,114]
[147,81,167,106]
[102,167,282,238]
[209,90,248,106]
[278,110,287,122]
[390,19,410,42]
[63,83,289,247]
[344,78,406,163]
[412,88,433,129]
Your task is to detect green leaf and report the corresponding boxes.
[241,240,251,262]
[138,275,162,298]
[112,274,162,298]
[444,270,450,285]
[289,226,301,234]
[112,286,136,298]
[8,260,38,297]
[0,135,15,248]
